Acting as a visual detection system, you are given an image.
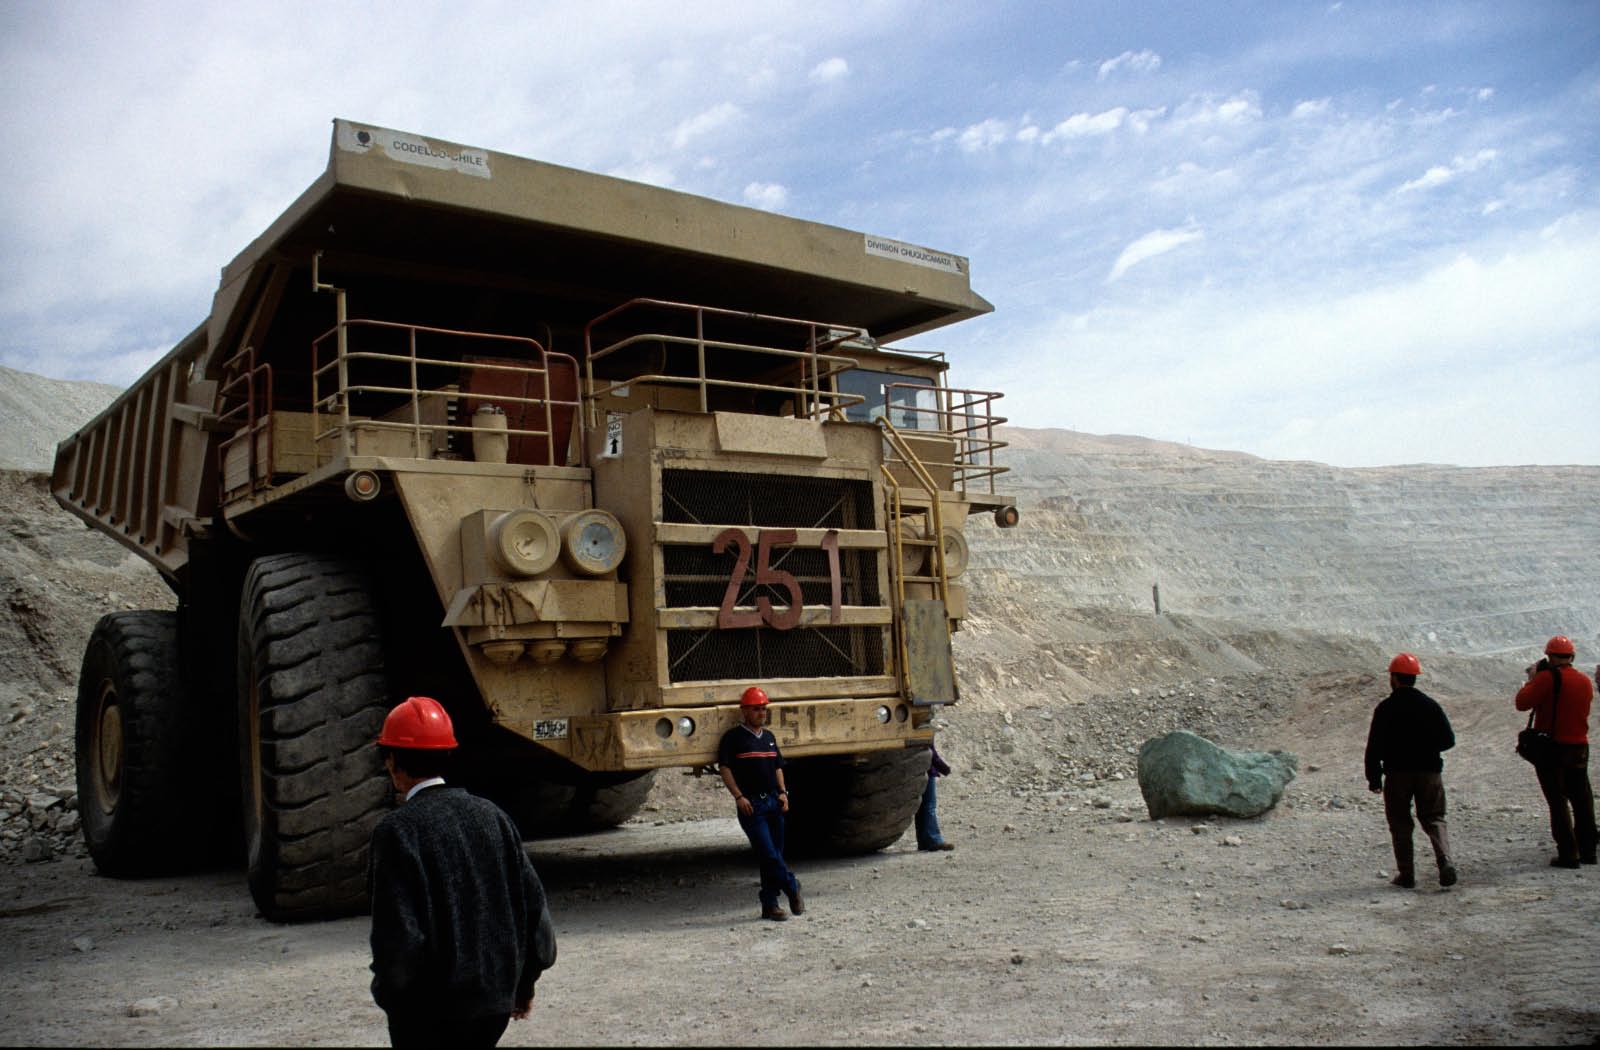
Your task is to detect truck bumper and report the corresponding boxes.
[559,697,934,771]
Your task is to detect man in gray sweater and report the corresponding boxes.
[368,696,557,1047]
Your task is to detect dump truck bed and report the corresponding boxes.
[53,118,994,582]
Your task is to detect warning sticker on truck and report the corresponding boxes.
[864,234,968,275]
[532,718,569,740]
[335,120,492,180]
[599,412,624,458]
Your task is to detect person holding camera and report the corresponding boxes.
[1365,653,1458,888]
[1514,635,1596,869]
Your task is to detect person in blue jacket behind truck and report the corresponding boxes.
[915,744,955,851]
[718,686,804,921]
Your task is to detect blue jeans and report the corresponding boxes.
[737,793,799,909]
[915,775,945,848]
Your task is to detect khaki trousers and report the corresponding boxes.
[1383,770,1453,876]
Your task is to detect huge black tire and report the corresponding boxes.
[237,553,392,922]
[75,611,191,875]
[495,770,657,839]
[783,748,928,855]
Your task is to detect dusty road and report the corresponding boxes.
[2,690,1597,1048]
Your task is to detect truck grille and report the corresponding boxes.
[661,468,875,528]
[667,626,884,682]
[660,468,884,684]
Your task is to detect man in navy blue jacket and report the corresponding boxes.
[1365,654,1458,889]
[368,696,557,1048]
[719,685,804,921]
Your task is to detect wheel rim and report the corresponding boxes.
[93,683,124,814]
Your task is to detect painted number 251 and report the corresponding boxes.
[713,528,842,630]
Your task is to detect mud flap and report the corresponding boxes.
[903,598,957,705]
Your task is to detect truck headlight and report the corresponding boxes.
[561,510,626,575]
[939,526,969,578]
[489,510,560,576]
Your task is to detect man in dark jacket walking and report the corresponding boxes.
[1365,653,1458,889]
[368,696,557,1048]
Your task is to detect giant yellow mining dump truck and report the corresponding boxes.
[54,120,1015,921]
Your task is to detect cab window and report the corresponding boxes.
[838,370,938,430]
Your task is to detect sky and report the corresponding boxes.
[1,0,1597,468]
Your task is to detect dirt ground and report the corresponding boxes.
[1,665,1596,1047]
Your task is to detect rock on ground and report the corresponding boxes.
[1136,729,1298,819]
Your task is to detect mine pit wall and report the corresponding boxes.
[973,432,1600,659]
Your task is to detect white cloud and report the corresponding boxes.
[1400,164,1455,193]
[1107,224,1204,282]
[1043,107,1127,143]
[742,181,790,210]
[1124,106,1166,134]
[671,102,742,150]
[809,57,849,83]
[1476,87,1495,102]
[957,118,1010,153]
[1149,162,1238,197]
[1097,49,1161,80]
[1174,93,1263,128]
[1291,98,1330,119]
[1397,148,1498,193]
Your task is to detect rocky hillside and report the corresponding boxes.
[966,426,1599,660]
[0,365,122,472]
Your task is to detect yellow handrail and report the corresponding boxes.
[877,415,950,699]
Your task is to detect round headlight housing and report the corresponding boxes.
[489,510,560,576]
[561,510,627,575]
[938,526,969,578]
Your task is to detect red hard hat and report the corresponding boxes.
[740,686,769,707]
[378,696,458,749]
[1388,653,1422,676]
[1545,635,1576,656]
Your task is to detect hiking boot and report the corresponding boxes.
[1390,872,1415,888]
[1581,855,1597,866]
[761,906,789,921]
[1439,864,1458,887]
[1550,857,1581,870]
[786,887,805,916]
